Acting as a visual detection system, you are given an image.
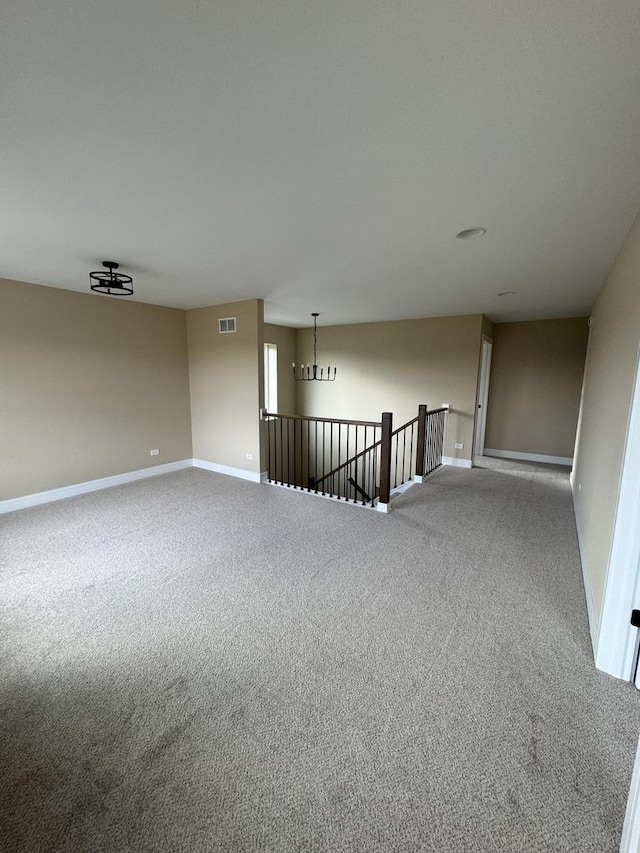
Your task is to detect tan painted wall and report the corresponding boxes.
[0,278,192,501]
[187,299,264,474]
[573,212,640,621]
[484,318,589,458]
[264,323,296,415]
[295,314,484,461]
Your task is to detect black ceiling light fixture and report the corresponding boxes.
[292,312,337,382]
[89,261,134,296]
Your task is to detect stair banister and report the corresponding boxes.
[378,412,393,506]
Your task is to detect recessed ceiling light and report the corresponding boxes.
[497,291,516,297]
[456,227,487,239]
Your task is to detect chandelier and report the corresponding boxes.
[292,313,337,382]
[89,261,134,296]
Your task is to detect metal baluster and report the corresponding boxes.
[412,421,416,479]
[279,416,283,484]
[373,436,379,505]
[431,417,435,473]
[431,415,436,473]
[336,423,340,499]
[412,423,415,481]
[371,434,375,505]
[293,415,297,488]
[346,424,350,501]
[393,431,398,489]
[402,426,407,486]
[363,426,368,502]
[265,415,271,481]
[308,420,311,489]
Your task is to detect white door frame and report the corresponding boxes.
[595,342,640,681]
[474,335,493,460]
[621,738,640,853]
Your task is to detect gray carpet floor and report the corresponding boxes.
[1,459,638,852]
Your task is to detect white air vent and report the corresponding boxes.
[218,317,236,333]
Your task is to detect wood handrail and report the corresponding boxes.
[262,408,446,429]
[392,415,418,436]
[262,410,382,428]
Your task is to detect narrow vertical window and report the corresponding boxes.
[264,343,278,414]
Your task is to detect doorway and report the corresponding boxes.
[474,336,493,462]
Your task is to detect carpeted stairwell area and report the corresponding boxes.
[1,460,638,852]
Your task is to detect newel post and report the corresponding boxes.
[415,404,427,480]
[378,412,393,507]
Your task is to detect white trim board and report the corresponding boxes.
[0,460,193,515]
[571,482,601,658]
[192,459,263,482]
[484,448,573,466]
[620,741,640,853]
[390,479,417,495]
[594,343,640,681]
[442,456,473,469]
[621,738,640,853]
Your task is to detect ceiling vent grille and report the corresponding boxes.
[218,317,236,333]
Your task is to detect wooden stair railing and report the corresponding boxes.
[262,405,448,509]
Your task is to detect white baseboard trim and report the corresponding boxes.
[442,456,473,469]
[571,482,600,658]
[0,459,193,515]
[484,448,573,466]
[390,480,417,496]
[192,459,263,482]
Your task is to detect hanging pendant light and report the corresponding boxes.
[89,261,134,296]
[292,312,337,381]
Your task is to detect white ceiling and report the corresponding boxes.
[2,0,640,327]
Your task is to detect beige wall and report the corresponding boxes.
[0,278,192,501]
[295,314,484,461]
[264,323,296,415]
[573,212,640,621]
[484,318,589,459]
[187,299,264,475]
